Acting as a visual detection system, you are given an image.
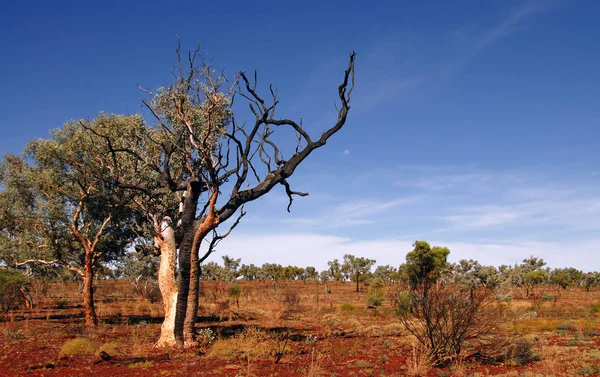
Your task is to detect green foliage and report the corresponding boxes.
[197,328,215,351]
[590,301,600,314]
[327,259,344,281]
[366,277,385,307]
[227,283,241,299]
[541,293,554,301]
[391,291,412,316]
[0,269,29,313]
[342,254,376,292]
[339,303,357,312]
[117,249,160,301]
[405,241,449,291]
[221,255,241,282]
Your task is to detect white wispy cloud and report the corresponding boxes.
[281,196,421,229]
[351,0,555,114]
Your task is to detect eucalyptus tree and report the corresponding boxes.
[341,254,376,292]
[239,263,259,280]
[327,259,344,281]
[405,241,450,296]
[83,44,356,346]
[303,266,318,281]
[373,264,399,283]
[0,122,136,325]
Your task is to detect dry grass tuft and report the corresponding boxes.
[95,342,122,357]
[208,327,273,361]
[59,337,98,356]
[405,341,432,376]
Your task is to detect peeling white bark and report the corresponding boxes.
[154,218,179,348]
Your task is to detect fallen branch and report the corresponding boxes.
[94,351,170,365]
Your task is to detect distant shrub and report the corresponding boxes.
[281,289,300,308]
[541,293,554,302]
[584,328,600,336]
[589,301,600,314]
[227,283,241,300]
[366,278,385,307]
[556,323,575,331]
[60,338,97,356]
[55,298,69,309]
[580,364,600,376]
[339,303,356,312]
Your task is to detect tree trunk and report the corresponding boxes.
[184,189,220,346]
[184,224,200,344]
[174,182,201,343]
[83,249,97,326]
[155,219,178,348]
[356,272,359,293]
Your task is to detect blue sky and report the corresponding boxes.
[1,1,599,270]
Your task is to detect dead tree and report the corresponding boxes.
[85,42,355,346]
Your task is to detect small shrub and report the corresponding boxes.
[322,313,343,328]
[504,339,539,366]
[135,301,152,315]
[197,328,215,352]
[541,293,554,302]
[366,278,385,307]
[282,289,300,308]
[55,298,69,309]
[590,301,600,314]
[339,303,356,312]
[5,328,24,340]
[208,327,272,361]
[227,283,241,308]
[583,328,600,336]
[397,285,498,365]
[60,338,98,356]
[580,364,600,376]
[556,323,574,331]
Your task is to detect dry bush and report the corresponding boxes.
[397,284,500,365]
[215,299,231,321]
[537,344,562,375]
[208,327,273,362]
[59,338,98,356]
[95,342,122,357]
[282,289,301,308]
[135,301,152,316]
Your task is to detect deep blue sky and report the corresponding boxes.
[1,1,599,269]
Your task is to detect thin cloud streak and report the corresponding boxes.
[353,0,554,115]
